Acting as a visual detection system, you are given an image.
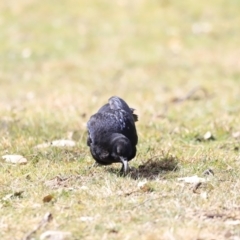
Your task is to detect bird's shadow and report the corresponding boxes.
[108,153,179,180]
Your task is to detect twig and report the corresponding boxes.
[193,182,202,193]
[172,86,208,103]
[23,212,53,240]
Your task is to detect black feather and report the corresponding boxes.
[87,96,138,175]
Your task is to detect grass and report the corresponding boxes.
[1,0,240,239]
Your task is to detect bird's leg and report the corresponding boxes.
[120,157,129,176]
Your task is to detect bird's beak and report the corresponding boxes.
[120,157,129,176]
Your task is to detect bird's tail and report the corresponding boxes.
[130,108,138,122]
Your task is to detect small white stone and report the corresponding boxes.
[79,216,93,222]
[40,231,71,240]
[34,139,76,149]
[34,143,51,149]
[225,220,240,225]
[137,180,148,188]
[192,22,212,34]
[22,48,32,58]
[2,155,27,164]
[203,131,212,140]
[232,131,240,139]
[177,175,207,183]
[200,191,208,199]
[51,139,76,147]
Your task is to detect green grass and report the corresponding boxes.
[1,0,240,239]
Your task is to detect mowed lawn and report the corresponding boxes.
[1,0,240,239]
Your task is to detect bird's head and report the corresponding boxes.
[110,134,133,175]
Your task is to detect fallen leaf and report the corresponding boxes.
[108,228,119,234]
[2,155,27,164]
[137,180,154,192]
[40,231,72,240]
[177,175,208,183]
[140,184,154,193]
[224,230,232,238]
[234,146,239,151]
[14,191,24,197]
[43,195,54,203]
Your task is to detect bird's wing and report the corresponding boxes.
[108,96,138,122]
[97,103,110,114]
[108,96,130,112]
[87,112,119,144]
[119,111,138,145]
[88,107,138,146]
[87,130,92,146]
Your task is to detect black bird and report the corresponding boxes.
[87,96,138,175]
